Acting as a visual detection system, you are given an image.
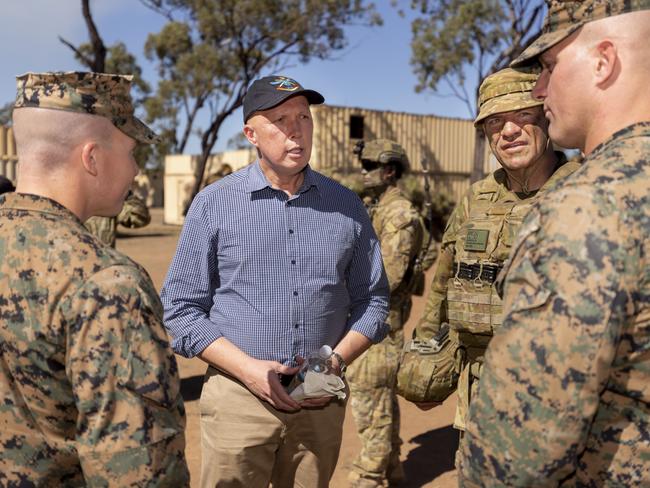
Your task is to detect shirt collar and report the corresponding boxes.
[245,160,320,195]
[0,192,83,225]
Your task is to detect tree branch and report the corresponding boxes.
[58,36,94,68]
[81,0,106,72]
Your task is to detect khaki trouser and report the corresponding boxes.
[199,367,347,488]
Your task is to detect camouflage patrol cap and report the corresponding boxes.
[512,0,650,67]
[14,71,160,144]
[360,139,410,172]
[474,66,542,126]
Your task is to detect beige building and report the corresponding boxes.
[164,105,496,224]
[0,126,18,184]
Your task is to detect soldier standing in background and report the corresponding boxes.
[347,139,424,488]
[85,190,151,247]
[460,1,650,485]
[398,66,580,455]
[0,71,189,485]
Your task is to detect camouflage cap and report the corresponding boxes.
[360,139,410,171]
[14,71,160,144]
[512,0,650,67]
[474,66,542,126]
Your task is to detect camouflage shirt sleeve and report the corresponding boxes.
[415,190,470,340]
[63,265,190,486]
[379,203,421,293]
[459,184,630,485]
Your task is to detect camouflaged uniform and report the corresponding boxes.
[0,193,189,486]
[0,72,188,485]
[459,0,650,485]
[416,156,579,431]
[459,122,650,488]
[348,183,424,485]
[86,192,151,247]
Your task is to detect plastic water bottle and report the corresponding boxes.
[297,345,333,382]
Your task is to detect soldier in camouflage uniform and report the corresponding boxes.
[459,1,650,485]
[404,67,581,441]
[347,140,424,487]
[85,190,151,247]
[0,72,189,485]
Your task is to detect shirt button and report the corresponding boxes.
[289,229,294,234]
[294,324,299,329]
[287,201,292,206]
[293,291,298,296]
[291,260,296,265]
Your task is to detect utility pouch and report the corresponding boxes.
[396,323,460,402]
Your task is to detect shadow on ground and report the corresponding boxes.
[403,425,458,485]
[181,375,204,402]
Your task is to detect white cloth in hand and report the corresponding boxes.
[289,370,346,401]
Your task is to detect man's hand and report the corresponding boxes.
[240,358,301,412]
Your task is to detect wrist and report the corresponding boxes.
[331,351,347,378]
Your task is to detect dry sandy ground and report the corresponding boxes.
[117,209,458,487]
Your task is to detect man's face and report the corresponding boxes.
[533,32,588,150]
[483,105,550,171]
[97,126,139,216]
[361,160,388,189]
[244,95,313,178]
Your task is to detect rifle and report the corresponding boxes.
[420,156,435,253]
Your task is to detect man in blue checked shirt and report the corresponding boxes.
[161,75,390,488]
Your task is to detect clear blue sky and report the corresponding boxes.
[1,0,476,154]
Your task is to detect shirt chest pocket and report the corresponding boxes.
[308,221,356,277]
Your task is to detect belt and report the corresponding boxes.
[453,262,502,284]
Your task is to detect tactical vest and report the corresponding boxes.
[447,159,579,349]
[448,158,580,431]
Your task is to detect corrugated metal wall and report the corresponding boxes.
[311,105,492,201]
[0,126,18,182]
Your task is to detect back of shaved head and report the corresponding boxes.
[13,107,115,169]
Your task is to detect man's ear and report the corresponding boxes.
[243,124,257,146]
[81,142,99,176]
[593,39,619,87]
[383,164,396,180]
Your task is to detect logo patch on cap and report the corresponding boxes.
[270,76,300,92]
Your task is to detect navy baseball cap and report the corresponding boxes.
[243,75,324,122]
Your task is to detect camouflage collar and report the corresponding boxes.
[588,121,650,159]
[376,185,404,206]
[0,192,83,225]
[490,151,570,198]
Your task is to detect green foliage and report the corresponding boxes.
[408,0,544,116]
[142,0,382,212]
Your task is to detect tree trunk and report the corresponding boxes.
[470,127,486,183]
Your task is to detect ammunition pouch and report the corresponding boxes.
[396,323,461,402]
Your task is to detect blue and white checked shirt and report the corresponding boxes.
[161,161,389,364]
